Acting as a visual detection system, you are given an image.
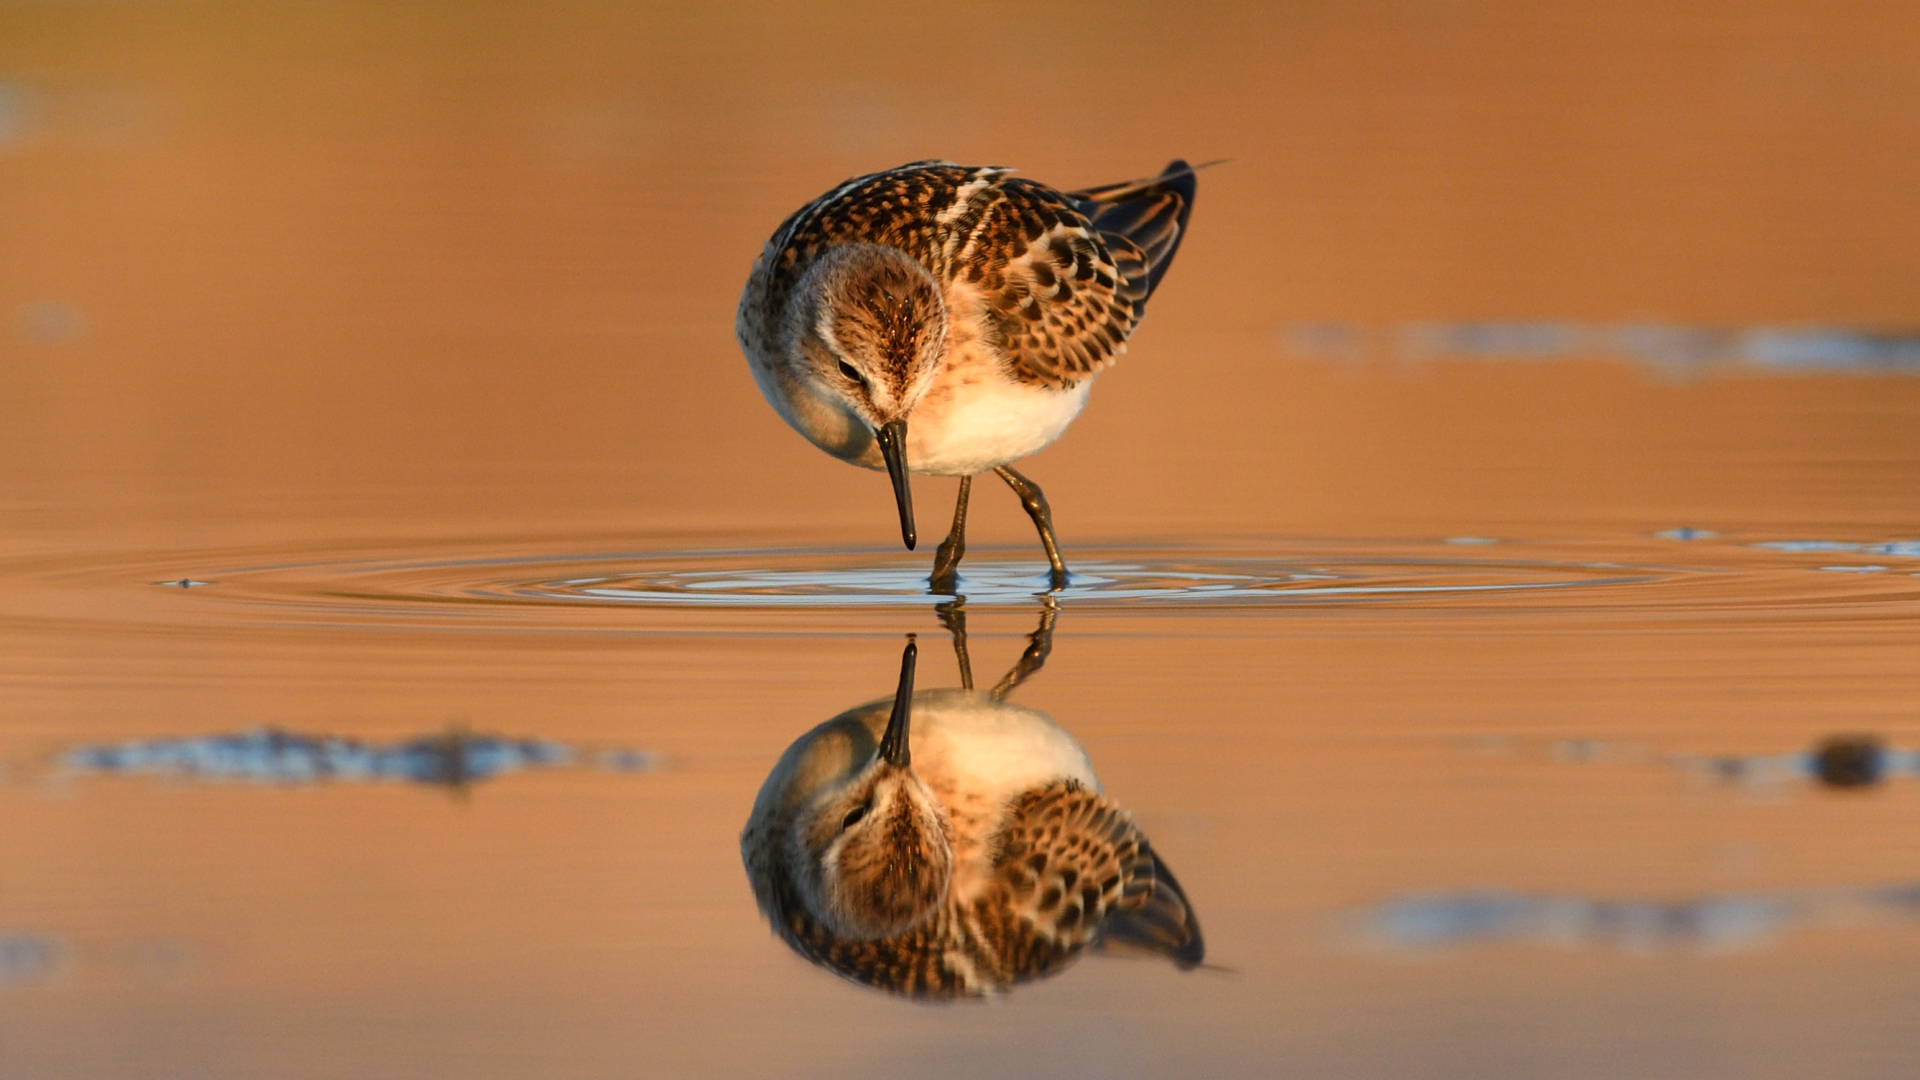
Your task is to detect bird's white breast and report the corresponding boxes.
[907,689,1099,801]
[904,346,1092,477]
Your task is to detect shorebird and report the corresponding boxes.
[739,619,1204,999]
[736,160,1202,591]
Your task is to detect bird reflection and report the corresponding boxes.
[741,604,1204,998]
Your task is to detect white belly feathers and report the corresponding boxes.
[902,345,1092,477]
[907,689,1100,801]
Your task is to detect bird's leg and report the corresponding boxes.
[991,598,1057,700]
[935,599,973,691]
[929,475,971,595]
[993,465,1068,590]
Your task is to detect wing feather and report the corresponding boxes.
[1067,158,1200,300]
[957,179,1144,388]
[745,160,1198,393]
[989,780,1205,969]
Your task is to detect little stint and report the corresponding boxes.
[739,623,1204,998]
[736,160,1202,591]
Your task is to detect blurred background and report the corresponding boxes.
[7,0,1919,545]
[5,3,1920,1078]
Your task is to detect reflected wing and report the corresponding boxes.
[986,779,1204,971]
[755,777,1202,998]
[1090,847,1206,968]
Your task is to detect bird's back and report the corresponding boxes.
[739,160,1201,393]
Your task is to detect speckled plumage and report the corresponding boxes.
[736,159,1198,476]
[735,158,1200,580]
[744,162,1152,386]
[740,687,1204,999]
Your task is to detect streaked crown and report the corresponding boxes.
[786,759,952,939]
[750,640,953,940]
[778,244,948,426]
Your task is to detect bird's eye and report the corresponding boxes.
[841,801,870,829]
[837,360,865,385]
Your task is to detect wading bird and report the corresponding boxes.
[736,160,1201,591]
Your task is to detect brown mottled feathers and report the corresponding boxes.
[1066,159,1200,300]
[748,160,1197,391]
[993,780,1204,970]
[769,779,1202,998]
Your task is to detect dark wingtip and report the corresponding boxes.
[1143,160,1198,297]
[1071,159,1212,300]
[1098,848,1205,968]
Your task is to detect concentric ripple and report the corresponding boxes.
[20,535,1920,631]
[179,543,1668,617]
[520,552,1650,608]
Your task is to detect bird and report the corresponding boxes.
[735,159,1203,592]
[739,625,1205,999]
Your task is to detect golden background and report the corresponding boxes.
[4,3,1920,1077]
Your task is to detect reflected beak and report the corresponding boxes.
[876,419,916,550]
[877,638,916,768]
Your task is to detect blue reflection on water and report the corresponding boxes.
[1678,743,1920,787]
[1352,883,1920,953]
[0,935,63,988]
[1283,321,1920,373]
[1522,734,1918,789]
[0,82,31,149]
[555,557,1646,609]
[1755,540,1920,558]
[62,728,654,787]
[13,300,84,345]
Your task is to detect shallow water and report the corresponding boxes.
[7,3,1920,1078]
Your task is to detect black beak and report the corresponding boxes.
[877,637,916,768]
[876,419,916,550]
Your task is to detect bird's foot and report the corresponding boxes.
[929,533,965,596]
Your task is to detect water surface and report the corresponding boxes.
[5,3,1920,1078]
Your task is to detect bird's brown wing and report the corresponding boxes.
[1066,158,1200,300]
[946,177,1148,389]
[979,779,1204,977]
[747,162,1186,391]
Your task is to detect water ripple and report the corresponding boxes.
[533,554,1648,609]
[16,535,1920,627]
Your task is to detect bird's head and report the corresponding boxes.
[781,244,948,548]
[785,641,952,939]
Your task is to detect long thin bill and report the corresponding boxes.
[877,638,916,767]
[876,419,916,549]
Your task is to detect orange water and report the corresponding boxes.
[5,3,1920,1077]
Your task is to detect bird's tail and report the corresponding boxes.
[1096,845,1206,969]
[1067,159,1221,300]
